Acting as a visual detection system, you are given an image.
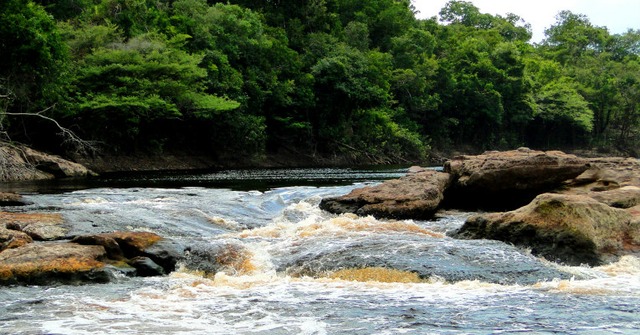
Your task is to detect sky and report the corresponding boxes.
[412,0,640,43]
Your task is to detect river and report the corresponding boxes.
[1,167,639,334]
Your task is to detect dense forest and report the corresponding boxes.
[1,0,639,165]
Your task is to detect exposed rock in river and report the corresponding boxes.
[444,148,590,210]
[0,213,187,285]
[454,193,640,266]
[319,168,452,219]
[320,148,640,266]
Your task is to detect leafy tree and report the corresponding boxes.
[67,34,239,151]
[0,0,68,113]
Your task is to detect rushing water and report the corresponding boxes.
[1,167,639,334]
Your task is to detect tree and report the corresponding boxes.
[66,34,239,151]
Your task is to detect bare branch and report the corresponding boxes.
[2,109,98,155]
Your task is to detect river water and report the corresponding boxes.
[1,168,639,334]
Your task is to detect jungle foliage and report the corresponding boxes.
[2,0,640,162]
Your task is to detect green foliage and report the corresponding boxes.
[67,34,239,149]
[0,0,69,111]
[8,0,640,161]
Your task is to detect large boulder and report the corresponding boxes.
[320,168,452,219]
[453,193,640,266]
[444,148,590,210]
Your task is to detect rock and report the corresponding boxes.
[320,169,452,219]
[0,142,95,182]
[0,242,111,285]
[276,235,571,285]
[71,234,124,260]
[181,242,254,276]
[72,231,184,274]
[453,193,640,266]
[0,211,67,241]
[128,256,165,276]
[0,192,32,206]
[0,226,33,251]
[444,148,590,210]
[588,186,640,208]
[20,145,96,178]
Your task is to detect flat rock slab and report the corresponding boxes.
[320,169,452,219]
[0,242,109,285]
[1,211,67,241]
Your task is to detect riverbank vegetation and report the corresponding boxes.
[1,0,639,164]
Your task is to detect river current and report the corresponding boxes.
[1,168,639,334]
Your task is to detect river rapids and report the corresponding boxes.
[1,168,639,334]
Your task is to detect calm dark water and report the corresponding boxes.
[0,167,639,334]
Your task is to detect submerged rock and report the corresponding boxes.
[181,241,255,276]
[320,169,452,219]
[454,193,640,266]
[276,234,571,285]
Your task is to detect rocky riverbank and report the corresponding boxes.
[3,146,639,284]
[321,148,640,266]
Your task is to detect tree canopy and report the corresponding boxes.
[2,0,639,161]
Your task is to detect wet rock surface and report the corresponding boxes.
[453,193,640,266]
[276,235,571,285]
[0,210,187,285]
[321,148,640,266]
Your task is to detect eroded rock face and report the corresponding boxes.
[320,169,452,219]
[453,193,640,266]
[0,142,95,182]
[444,148,590,210]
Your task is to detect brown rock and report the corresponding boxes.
[0,226,33,251]
[0,192,32,206]
[0,142,95,182]
[444,148,590,210]
[588,186,640,209]
[0,242,109,285]
[72,231,183,274]
[453,193,640,266]
[20,145,96,178]
[0,211,67,240]
[320,170,452,219]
